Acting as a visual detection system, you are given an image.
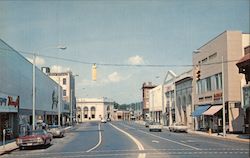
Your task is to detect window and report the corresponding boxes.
[91,107,96,119]
[206,77,212,91]
[201,79,206,93]
[196,80,202,94]
[63,78,66,85]
[84,107,88,119]
[202,58,208,63]
[209,52,217,60]
[214,73,222,90]
[63,90,66,96]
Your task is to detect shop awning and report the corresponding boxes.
[236,53,250,68]
[192,105,210,117]
[203,105,223,116]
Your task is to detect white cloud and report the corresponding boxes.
[50,65,71,73]
[108,72,122,82]
[79,71,131,87]
[128,55,144,65]
[27,56,45,65]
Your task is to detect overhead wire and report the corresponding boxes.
[0,47,241,68]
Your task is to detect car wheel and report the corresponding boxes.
[149,129,152,132]
[159,129,162,132]
[20,146,25,150]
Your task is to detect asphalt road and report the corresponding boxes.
[2,121,249,158]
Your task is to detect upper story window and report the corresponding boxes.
[202,58,208,64]
[206,77,212,91]
[63,90,67,96]
[63,78,66,85]
[209,52,217,61]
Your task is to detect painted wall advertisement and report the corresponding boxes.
[0,92,19,112]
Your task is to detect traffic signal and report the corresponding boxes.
[196,66,201,81]
[92,64,97,81]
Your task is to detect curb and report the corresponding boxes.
[187,131,250,143]
[0,146,19,156]
[0,142,19,156]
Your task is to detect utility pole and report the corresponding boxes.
[222,56,226,137]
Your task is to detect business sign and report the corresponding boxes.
[0,92,19,112]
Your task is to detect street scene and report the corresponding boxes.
[0,0,250,158]
[1,121,249,158]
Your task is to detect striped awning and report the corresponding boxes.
[203,105,223,116]
[192,105,210,117]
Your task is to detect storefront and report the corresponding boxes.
[236,45,250,133]
[0,93,19,140]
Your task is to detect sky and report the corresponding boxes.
[0,0,249,104]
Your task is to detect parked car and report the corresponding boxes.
[16,129,53,149]
[107,118,111,122]
[145,120,153,128]
[149,122,162,132]
[47,125,65,138]
[169,123,188,132]
[101,119,107,123]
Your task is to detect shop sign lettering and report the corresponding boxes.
[0,93,19,112]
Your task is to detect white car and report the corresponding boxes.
[101,119,107,123]
[149,122,162,132]
[169,123,188,132]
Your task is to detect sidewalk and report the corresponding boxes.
[187,129,250,143]
[0,141,18,156]
[162,125,250,143]
[0,126,73,156]
[134,121,249,143]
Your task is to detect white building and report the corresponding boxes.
[163,70,177,126]
[76,98,114,122]
[0,39,62,138]
[175,69,193,128]
[149,85,163,123]
[48,71,76,125]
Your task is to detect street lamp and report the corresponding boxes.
[32,45,67,130]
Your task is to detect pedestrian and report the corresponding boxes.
[42,121,46,130]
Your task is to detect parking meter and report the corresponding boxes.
[3,129,6,148]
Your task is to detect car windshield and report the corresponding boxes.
[152,122,161,125]
[28,130,46,136]
[48,125,61,129]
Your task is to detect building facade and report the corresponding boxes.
[175,70,193,129]
[0,39,62,140]
[142,82,156,120]
[149,85,163,123]
[236,45,250,133]
[76,98,114,122]
[48,71,76,125]
[192,31,250,133]
[163,70,177,126]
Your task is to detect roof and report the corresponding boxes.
[236,53,250,67]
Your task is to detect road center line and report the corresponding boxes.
[109,123,146,158]
[138,129,201,150]
[86,123,102,152]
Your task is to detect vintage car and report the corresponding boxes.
[169,123,188,132]
[47,125,65,138]
[101,118,107,123]
[149,122,163,132]
[145,120,153,128]
[16,129,53,149]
